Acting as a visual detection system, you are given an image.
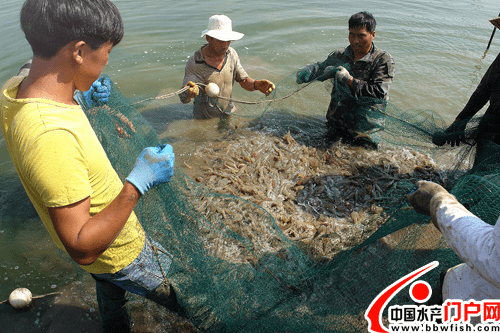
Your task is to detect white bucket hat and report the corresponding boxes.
[201,15,244,42]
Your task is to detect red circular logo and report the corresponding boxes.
[410,280,431,303]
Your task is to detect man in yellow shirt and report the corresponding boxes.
[1,0,179,331]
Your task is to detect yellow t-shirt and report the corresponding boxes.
[0,76,145,274]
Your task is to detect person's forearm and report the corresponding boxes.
[55,182,141,265]
[455,87,489,121]
[239,77,255,91]
[353,80,387,99]
[435,201,500,289]
[456,56,496,121]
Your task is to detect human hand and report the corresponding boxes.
[254,80,275,95]
[407,180,457,230]
[433,120,467,147]
[335,66,353,84]
[82,77,112,108]
[126,144,175,195]
[316,66,338,82]
[184,81,199,99]
[431,131,447,146]
[407,181,448,216]
[296,65,314,84]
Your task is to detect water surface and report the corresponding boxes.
[0,0,498,315]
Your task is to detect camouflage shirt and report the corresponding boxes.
[326,43,395,101]
[304,43,395,138]
[305,43,395,100]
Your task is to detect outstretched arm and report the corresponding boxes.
[239,77,275,95]
[454,52,500,121]
[408,180,500,289]
[296,61,329,84]
[454,79,491,122]
[433,196,500,289]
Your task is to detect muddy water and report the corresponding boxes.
[1,0,498,330]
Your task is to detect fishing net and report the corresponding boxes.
[3,57,500,332]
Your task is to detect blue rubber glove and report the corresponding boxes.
[82,77,112,107]
[126,144,175,195]
[296,64,315,84]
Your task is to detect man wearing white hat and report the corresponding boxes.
[180,14,275,119]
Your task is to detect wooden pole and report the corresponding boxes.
[486,13,500,51]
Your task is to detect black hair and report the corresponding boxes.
[20,0,124,59]
[348,11,376,33]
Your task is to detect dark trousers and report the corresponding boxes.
[93,275,181,333]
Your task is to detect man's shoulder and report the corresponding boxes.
[1,76,26,115]
[371,45,394,62]
[225,47,244,69]
[227,46,240,59]
[1,75,24,94]
[2,76,81,119]
[190,47,204,64]
[329,47,349,58]
[375,49,393,60]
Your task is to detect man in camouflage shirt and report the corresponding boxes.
[297,11,395,149]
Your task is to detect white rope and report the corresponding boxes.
[129,81,314,106]
[129,86,192,106]
[0,292,62,306]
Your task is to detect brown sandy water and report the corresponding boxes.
[1,120,451,332]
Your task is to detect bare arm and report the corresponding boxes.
[48,181,140,266]
[240,77,275,95]
[239,77,255,92]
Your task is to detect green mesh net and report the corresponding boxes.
[4,59,500,332]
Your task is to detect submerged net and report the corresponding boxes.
[80,66,500,331]
[4,58,500,331]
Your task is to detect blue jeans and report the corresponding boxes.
[91,239,180,333]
